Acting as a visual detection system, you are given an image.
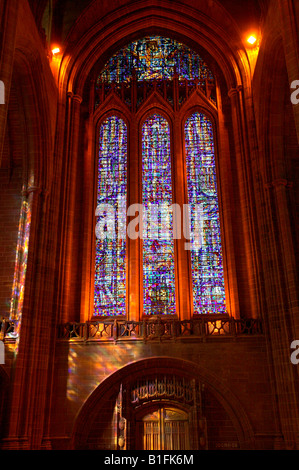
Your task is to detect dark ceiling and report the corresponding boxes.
[29,0,267,45]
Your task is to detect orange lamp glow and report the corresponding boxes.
[247,35,257,45]
[52,47,60,55]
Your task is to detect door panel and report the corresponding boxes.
[138,407,189,450]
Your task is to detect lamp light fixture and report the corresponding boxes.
[247,35,257,45]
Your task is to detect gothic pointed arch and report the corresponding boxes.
[53,0,263,324]
[70,357,255,450]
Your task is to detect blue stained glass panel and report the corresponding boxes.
[98,36,214,84]
[142,114,175,315]
[94,116,127,316]
[185,113,226,314]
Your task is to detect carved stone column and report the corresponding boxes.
[278,0,299,141]
[271,179,298,335]
[263,178,299,449]
[172,114,192,320]
[5,184,53,449]
[128,119,140,321]
[0,0,20,165]
[59,91,83,323]
[80,80,95,322]
[216,94,241,319]
[227,86,259,318]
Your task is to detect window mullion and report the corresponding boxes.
[172,115,193,320]
[127,119,141,321]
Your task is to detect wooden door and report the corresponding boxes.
[138,407,189,450]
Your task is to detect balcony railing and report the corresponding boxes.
[56,316,263,343]
[0,317,263,343]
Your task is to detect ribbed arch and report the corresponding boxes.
[61,0,247,99]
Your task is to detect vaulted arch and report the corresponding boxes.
[58,0,250,99]
[70,357,255,450]
[53,19,262,322]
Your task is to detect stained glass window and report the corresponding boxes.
[94,116,127,316]
[185,113,226,314]
[98,36,214,84]
[10,196,32,342]
[94,38,225,318]
[142,114,175,315]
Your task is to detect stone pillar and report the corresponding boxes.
[278,0,299,141]
[127,119,140,321]
[216,93,241,319]
[172,114,192,320]
[80,80,95,322]
[227,86,259,318]
[263,178,299,449]
[0,0,20,165]
[5,185,53,450]
[271,179,298,337]
[59,91,83,323]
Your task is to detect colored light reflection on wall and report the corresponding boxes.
[9,197,32,342]
[94,116,127,316]
[142,114,175,315]
[66,342,136,405]
[98,36,214,84]
[185,113,226,314]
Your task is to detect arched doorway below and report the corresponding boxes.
[71,358,253,450]
[108,373,207,450]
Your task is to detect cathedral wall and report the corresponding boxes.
[50,336,278,449]
[0,0,298,452]
[0,168,23,320]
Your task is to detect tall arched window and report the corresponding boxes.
[93,36,226,319]
[142,114,175,315]
[94,116,127,316]
[185,113,226,314]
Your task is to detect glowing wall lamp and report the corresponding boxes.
[247,35,257,46]
[245,32,260,76]
[52,47,61,55]
[50,46,62,82]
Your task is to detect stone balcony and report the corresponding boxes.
[55,316,263,343]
